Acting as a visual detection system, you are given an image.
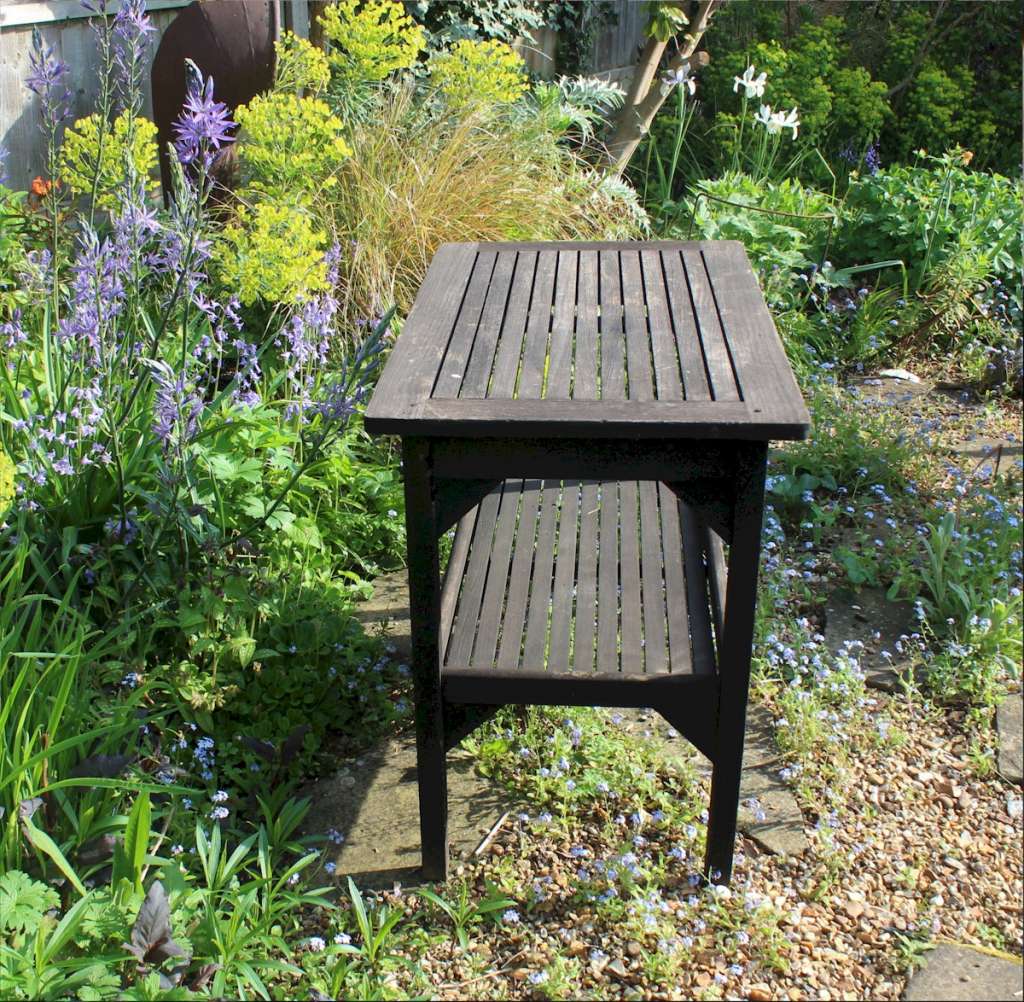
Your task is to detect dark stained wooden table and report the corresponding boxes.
[365,240,810,884]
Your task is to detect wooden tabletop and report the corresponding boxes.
[364,240,810,441]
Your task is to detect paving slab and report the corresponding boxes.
[997,696,1023,785]
[848,376,931,406]
[824,586,919,692]
[352,570,412,662]
[614,706,808,857]
[303,737,509,889]
[948,437,1023,477]
[902,944,1023,1001]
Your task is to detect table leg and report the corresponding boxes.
[705,443,767,884]
[402,438,448,881]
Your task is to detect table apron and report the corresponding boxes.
[428,437,758,482]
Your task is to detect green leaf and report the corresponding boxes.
[21,817,87,896]
[121,792,151,893]
[0,870,60,934]
[230,634,257,668]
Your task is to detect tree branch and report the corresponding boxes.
[603,0,720,174]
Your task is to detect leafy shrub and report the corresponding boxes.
[234,92,351,193]
[836,150,1022,293]
[59,111,158,207]
[0,185,36,316]
[405,0,547,46]
[428,39,527,110]
[679,172,836,307]
[216,201,328,306]
[660,1,1019,189]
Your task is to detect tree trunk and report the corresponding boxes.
[603,0,720,175]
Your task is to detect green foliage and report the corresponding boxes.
[696,0,1020,177]
[0,539,150,875]
[273,31,331,96]
[645,1,688,43]
[892,493,1023,707]
[235,92,351,194]
[679,172,836,307]
[836,150,1022,293]
[0,872,60,936]
[216,201,329,306]
[0,185,37,317]
[417,882,513,949]
[404,0,547,46]
[0,446,13,513]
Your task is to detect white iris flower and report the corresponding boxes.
[733,64,767,98]
[662,62,697,95]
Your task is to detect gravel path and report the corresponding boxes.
[369,693,1022,1001]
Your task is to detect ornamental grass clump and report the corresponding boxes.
[327,86,642,324]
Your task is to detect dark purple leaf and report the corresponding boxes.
[188,963,220,990]
[240,735,277,763]
[70,753,133,779]
[281,724,310,766]
[158,967,185,990]
[124,881,188,965]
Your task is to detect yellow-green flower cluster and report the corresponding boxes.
[216,202,328,306]
[319,0,424,86]
[0,447,14,513]
[236,92,351,193]
[274,30,331,95]
[60,112,158,208]
[429,39,527,111]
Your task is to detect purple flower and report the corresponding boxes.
[26,28,71,132]
[151,367,204,450]
[112,0,155,112]
[1,310,27,351]
[57,229,127,362]
[174,70,236,169]
[105,509,139,544]
[0,145,7,185]
[230,337,262,408]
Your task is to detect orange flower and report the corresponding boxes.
[30,176,53,197]
[960,149,974,166]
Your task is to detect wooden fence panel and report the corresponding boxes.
[1,1,188,191]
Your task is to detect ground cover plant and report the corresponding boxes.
[0,0,1021,999]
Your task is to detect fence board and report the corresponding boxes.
[2,4,205,190]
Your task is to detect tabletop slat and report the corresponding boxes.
[680,246,741,402]
[433,249,498,399]
[458,250,517,398]
[365,241,809,440]
[639,248,684,402]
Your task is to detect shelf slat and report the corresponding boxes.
[441,479,717,682]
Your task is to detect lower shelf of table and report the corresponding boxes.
[439,478,718,693]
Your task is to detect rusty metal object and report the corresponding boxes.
[150,0,278,199]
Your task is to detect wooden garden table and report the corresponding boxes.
[364,240,810,883]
